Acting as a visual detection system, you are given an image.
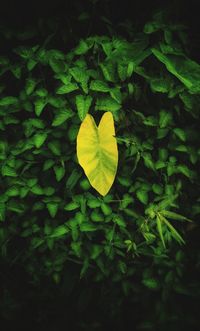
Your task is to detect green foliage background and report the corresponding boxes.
[0,5,200,330]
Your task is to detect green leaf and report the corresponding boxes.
[33,132,47,148]
[156,214,166,248]
[64,201,79,211]
[49,225,69,238]
[20,187,29,198]
[136,189,148,204]
[71,241,82,257]
[159,110,173,128]
[117,63,128,81]
[176,164,193,178]
[100,203,112,216]
[1,165,17,177]
[0,96,18,106]
[31,238,44,249]
[80,257,90,278]
[79,222,97,232]
[35,88,48,97]
[152,47,200,93]
[30,185,43,195]
[101,41,112,57]
[0,202,6,221]
[175,145,187,152]
[48,140,61,156]
[52,108,73,126]
[6,186,20,197]
[76,95,93,121]
[65,169,82,190]
[27,178,38,187]
[43,187,55,196]
[152,184,163,195]
[56,83,78,94]
[143,115,158,126]
[117,176,132,187]
[160,210,192,222]
[144,21,162,34]
[158,148,168,161]
[46,202,59,218]
[157,128,169,139]
[90,244,103,259]
[48,96,66,108]
[142,278,159,289]
[30,118,45,129]
[49,59,66,73]
[100,62,116,82]
[14,46,33,59]
[150,76,172,93]
[7,201,25,214]
[69,67,89,93]
[95,96,121,112]
[120,193,134,209]
[142,152,155,171]
[91,210,104,222]
[34,98,47,116]
[43,159,55,171]
[47,49,65,60]
[158,213,185,245]
[110,88,122,103]
[74,39,89,55]
[11,65,22,79]
[173,128,186,142]
[27,59,37,71]
[87,199,101,208]
[113,215,126,227]
[90,80,110,92]
[53,165,65,182]
[25,78,37,95]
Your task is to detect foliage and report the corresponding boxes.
[0,7,200,330]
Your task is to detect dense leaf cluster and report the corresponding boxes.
[0,10,200,330]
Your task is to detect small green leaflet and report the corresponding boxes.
[158,213,185,245]
[74,39,90,55]
[48,140,61,156]
[0,202,6,221]
[69,67,89,85]
[46,202,59,218]
[161,210,192,222]
[0,96,18,106]
[49,225,69,238]
[1,165,17,177]
[159,110,173,128]
[173,128,186,142]
[25,78,37,95]
[65,169,82,190]
[75,95,92,121]
[90,80,110,92]
[156,214,166,248]
[33,132,48,148]
[95,96,121,112]
[56,82,78,94]
[100,62,116,82]
[53,165,65,182]
[34,98,47,116]
[52,108,73,126]
[49,59,66,73]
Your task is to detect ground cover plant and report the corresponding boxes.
[0,4,200,330]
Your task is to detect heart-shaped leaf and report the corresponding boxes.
[76,111,118,196]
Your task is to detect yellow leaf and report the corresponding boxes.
[76,111,118,196]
